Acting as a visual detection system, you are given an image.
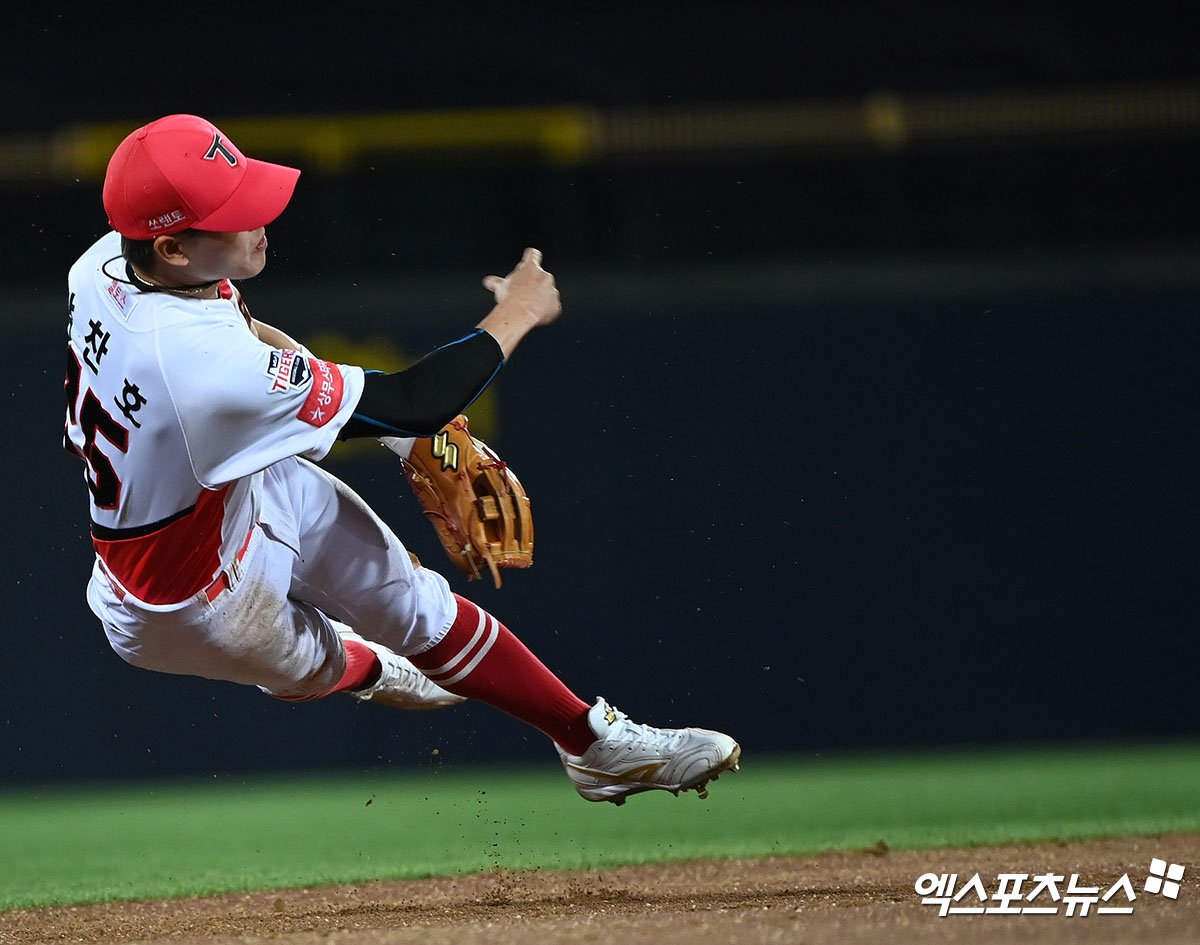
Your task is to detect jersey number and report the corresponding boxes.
[64,347,128,510]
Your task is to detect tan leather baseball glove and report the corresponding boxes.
[392,415,533,587]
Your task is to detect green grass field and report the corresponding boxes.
[2,741,1198,911]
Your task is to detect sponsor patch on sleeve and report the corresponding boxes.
[297,358,345,427]
[266,349,312,393]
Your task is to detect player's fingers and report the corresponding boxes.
[522,247,543,269]
[482,275,504,292]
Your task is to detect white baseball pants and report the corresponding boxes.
[87,457,458,699]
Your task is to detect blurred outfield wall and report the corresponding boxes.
[6,20,1200,779]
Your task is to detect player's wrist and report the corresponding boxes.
[478,303,541,358]
[495,294,545,325]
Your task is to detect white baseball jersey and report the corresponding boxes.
[64,231,366,606]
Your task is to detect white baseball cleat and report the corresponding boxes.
[556,697,741,805]
[337,629,466,711]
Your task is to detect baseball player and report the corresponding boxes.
[63,113,740,805]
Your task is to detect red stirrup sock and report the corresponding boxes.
[410,594,595,755]
[331,638,382,692]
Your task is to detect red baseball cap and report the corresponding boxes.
[103,114,300,240]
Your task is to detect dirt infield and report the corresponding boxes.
[2,833,1196,945]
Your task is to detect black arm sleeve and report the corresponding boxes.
[339,329,505,438]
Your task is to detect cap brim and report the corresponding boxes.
[192,157,300,233]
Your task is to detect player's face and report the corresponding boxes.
[174,228,270,282]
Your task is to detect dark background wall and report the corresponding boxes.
[4,3,1198,784]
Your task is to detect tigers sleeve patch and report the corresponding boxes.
[266,349,312,393]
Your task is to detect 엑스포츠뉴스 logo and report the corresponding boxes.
[1145,858,1186,899]
[915,858,1187,918]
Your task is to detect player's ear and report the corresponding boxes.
[153,234,190,269]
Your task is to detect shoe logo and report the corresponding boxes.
[603,703,617,725]
[568,761,666,783]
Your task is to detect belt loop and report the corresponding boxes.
[204,522,257,603]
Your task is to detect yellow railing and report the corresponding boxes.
[3,81,1198,184]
